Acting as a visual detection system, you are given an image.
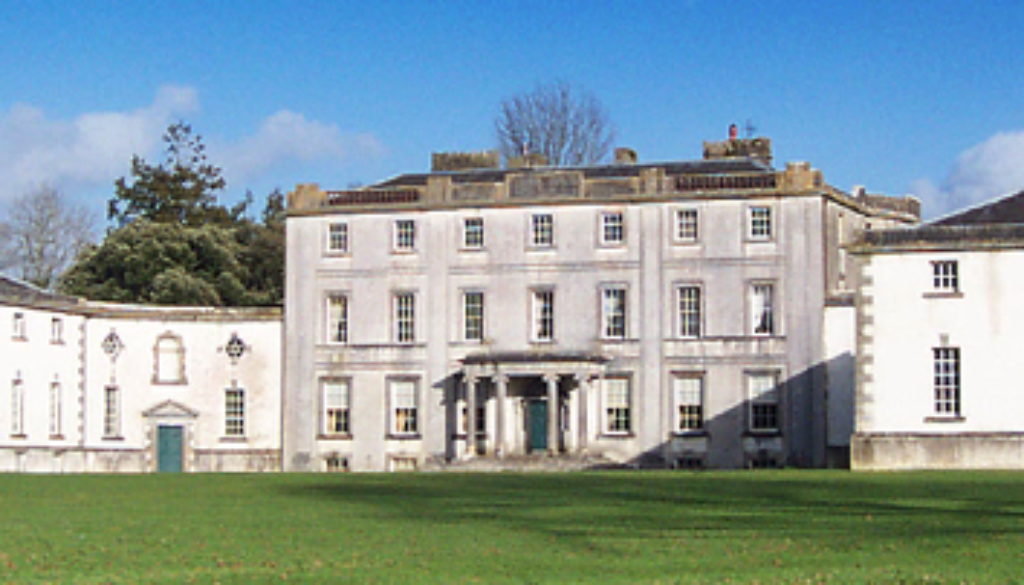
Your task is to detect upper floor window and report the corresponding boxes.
[531,289,555,342]
[463,291,485,342]
[531,214,554,248]
[322,378,351,436]
[933,347,961,417]
[675,209,699,243]
[601,286,627,339]
[748,206,773,241]
[224,388,245,437]
[932,260,959,293]
[677,285,702,338]
[748,372,780,433]
[750,283,775,336]
[327,293,349,344]
[601,211,625,245]
[51,317,63,344]
[327,222,349,254]
[394,292,416,344]
[12,313,26,340]
[673,375,704,433]
[394,219,416,252]
[154,333,186,385]
[463,217,484,249]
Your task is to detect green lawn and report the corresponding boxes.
[0,471,1021,583]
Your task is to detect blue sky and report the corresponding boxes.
[1,1,1023,220]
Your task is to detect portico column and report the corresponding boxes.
[544,373,560,455]
[465,376,478,458]
[494,374,508,459]
[575,373,590,454]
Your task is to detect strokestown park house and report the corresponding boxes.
[283,136,920,473]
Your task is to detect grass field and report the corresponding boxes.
[0,471,1021,583]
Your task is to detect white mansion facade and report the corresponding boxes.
[283,139,918,472]
[0,277,281,473]
[851,191,1024,470]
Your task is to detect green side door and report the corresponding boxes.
[528,399,548,453]
[157,425,184,473]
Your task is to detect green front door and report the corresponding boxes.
[528,399,548,452]
[157,425,184,473]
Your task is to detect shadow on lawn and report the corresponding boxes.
[277,472,1024,545]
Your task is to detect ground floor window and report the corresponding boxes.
[225,388,245,437]
[673,375,703,432]
[322,378,351,436]
[103,386,120,438]
[390,379,418,436]
[933,347,961,416]
[10,378,24,436]
[747,372,780,433]
[604,377,631,434]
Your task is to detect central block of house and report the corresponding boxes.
[284,139,918,472]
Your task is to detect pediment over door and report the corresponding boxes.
[142,400,199,420]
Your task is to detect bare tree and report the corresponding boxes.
[495,81,616,167]
[0,186,97,289]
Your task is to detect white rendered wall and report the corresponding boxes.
[862,248,1024,434]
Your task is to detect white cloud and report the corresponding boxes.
[0,87,383,205]
[0,86,199,201]
[916,130,1024,217]
[215,110,385,185]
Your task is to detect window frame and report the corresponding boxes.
[326,292,349,344]
[672,374,704,434]
[674,208,700,244]
[326,221,350,255]
[12,312,26,341]
[393,219,417,252]
[747,205,774,241]
[530,288,555,343]
[388,377,420,439]
[462,290,485,342]
[321,377,352,437]
[931,260,959,294]
[750,282,776,336]
[599,210,625,247]
[462,217,485,250]
[529,213,555,249]
[49,381,62,437]
[103,385,120,439]
[602,376,632,435]
[51,317,64,344]
[600,285,628,340]
[10,378,24,437]
[932,347,961,418]
[393,291,416,344]
[747,371,781,434]
[224,387,246,438]
[677,284,702,339]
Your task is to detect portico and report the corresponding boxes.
[456,352,608,460]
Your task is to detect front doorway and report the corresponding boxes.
[157,425,184,473]
[527,399,548,453]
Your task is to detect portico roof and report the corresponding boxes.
[461,351,610,379]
